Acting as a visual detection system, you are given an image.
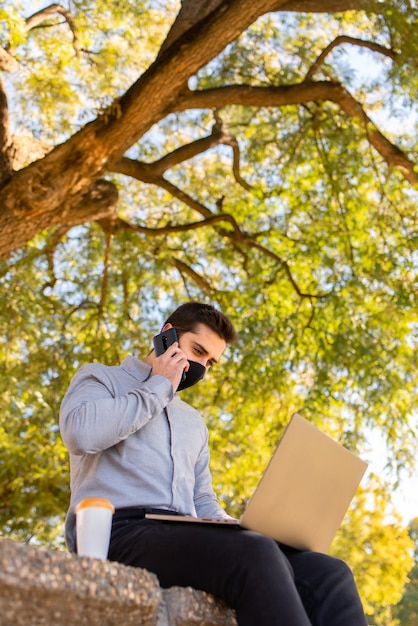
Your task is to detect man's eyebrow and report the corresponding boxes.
[193,341,218,365]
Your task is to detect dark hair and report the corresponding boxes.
[165,302,238,345]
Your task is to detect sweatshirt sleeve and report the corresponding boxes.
[59,363,174,455]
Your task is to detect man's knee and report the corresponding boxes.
[235,531,294,577]
[319,554,355,582]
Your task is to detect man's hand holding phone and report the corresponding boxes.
[152,328,188,391]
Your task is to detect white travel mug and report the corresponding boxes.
[75,497,115,559]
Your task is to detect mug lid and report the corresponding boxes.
[75,497,115,513]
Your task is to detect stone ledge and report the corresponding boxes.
[0,537,237,626]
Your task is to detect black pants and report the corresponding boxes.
[108,512,368,626]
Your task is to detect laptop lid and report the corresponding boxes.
[240,413,368,553]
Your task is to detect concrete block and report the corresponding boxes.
[0,537,237,626]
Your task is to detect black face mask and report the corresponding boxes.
[177,359,206,391]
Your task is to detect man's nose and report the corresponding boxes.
[196,356,210,369]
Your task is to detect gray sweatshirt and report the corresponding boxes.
[59,355,227,552]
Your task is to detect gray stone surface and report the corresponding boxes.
[0,537,237,626]
[163,587,237,626]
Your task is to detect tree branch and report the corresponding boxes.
[0,0,411,259]
[213,110,253,191]
[305,35,399,81]
[177,82,418,186]
[112,157,213,219]
[0,75,13,185]
[97,230,112,325]
[100,190,326,300]
[0,0,396,206]
[112,110,252,191]
[171,257,217,295]
[0,179,118,260]
[0,48,19,73]
[142,121,227,175]
[1,0,294,217]
[246,239,328,299]
[272,0,381,10]
[24,4,81,56]
[159,0,227,57]
[11,134,52,170]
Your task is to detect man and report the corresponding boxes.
[60,301,368,626]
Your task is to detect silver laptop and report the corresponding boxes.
[146,413,368,553]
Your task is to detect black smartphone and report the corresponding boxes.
[153,327,186,382]
[153,327,179,356]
